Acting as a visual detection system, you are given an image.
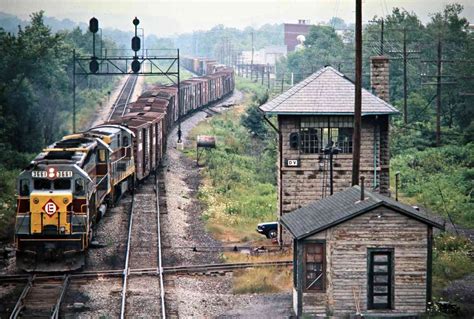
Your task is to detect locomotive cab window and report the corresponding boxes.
[123,136,129,147]
[19,179,30,196]
[34,179,51,190]
[75,179,85,196]
[54,179,71,190]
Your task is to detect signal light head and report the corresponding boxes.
[89,17,99,34]
[131,58,141,73]
[89,57,99,73]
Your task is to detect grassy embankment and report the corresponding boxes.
[184,76,292,293]
[143,68,194,87]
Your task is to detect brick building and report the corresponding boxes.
[284,20,312,52]
[259,60,398,240]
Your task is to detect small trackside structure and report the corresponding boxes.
[281,185,444,317]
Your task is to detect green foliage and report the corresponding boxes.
[0,165,19,240]
[279,25,352,83]
[187,84,277,238]
[433,234,474,293]
[0,12,120,241]
[175,23,283,61]
[240,85,269,139]
[391,143,474,227]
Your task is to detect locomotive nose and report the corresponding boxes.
[30,191,72,234]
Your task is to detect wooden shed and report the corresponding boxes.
[281,185,444,317]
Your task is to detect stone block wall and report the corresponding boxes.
[278,115,390,216]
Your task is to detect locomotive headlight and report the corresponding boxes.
[60,226,66,234]
[63,198,69,204]
[33,198,39,204]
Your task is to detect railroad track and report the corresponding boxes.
[202,107,220,117]
[120,173,166,318]
[1,261,291,317]
[107,75,138,121]
[9,275,69,319]
[0,261,292,283]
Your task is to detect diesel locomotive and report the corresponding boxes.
[14,60,234,271]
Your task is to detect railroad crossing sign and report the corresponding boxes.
[42,199,59,216]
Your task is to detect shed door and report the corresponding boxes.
[368,250,393,309]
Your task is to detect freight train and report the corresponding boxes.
[181,56,229,76]
[14,63,234,271]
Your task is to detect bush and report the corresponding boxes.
[391,143,474,227]
[0,166,19,241]
[433,234,474,295]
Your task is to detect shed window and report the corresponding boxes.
[304,242,325,292]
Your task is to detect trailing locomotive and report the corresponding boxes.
[14,64,234,271]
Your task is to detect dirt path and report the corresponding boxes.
[161,90,293,318]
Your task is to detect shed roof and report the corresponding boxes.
[281,186,444,240]
[259,66,399,116]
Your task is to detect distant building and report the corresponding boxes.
[240,45,287,66]
[284,20,312,52]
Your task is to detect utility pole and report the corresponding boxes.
[251,30,254,80]
[281,74,284,93]
[403,28,408,124]
[72,49,76,133]
[352,0,362,186]
[436,35,442,146]
[267,64,270,89]
[386,28,420,124]
[380,18,384,55]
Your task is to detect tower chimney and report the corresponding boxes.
[370,56,390,102]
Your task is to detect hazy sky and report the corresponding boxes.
[1,0,473,36]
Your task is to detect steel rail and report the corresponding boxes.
[9,275,35,319]
[121,75,138,117]
[107,76,132,121]
[155,173,166,319]
[51,275,69,319]
[161,260,292,274]
[0,260,292,283]
[119,192,135,319]
[107,75,138,121]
